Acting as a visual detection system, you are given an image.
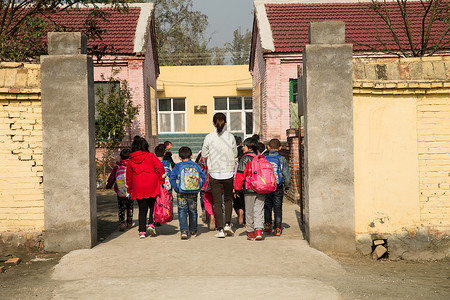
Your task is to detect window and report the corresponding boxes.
[289,79,299,128]
[289,79,298,103]
[214,96,253,136]
[158,98,186,133]
[94,81,120,120]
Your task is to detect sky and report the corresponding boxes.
[191,0,254,48]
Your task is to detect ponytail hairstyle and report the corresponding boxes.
[213,112,226,133]
[131,135,149,153]
[131,135,142,153]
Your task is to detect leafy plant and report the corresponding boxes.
[95,67,139,187]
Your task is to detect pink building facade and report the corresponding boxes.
[92,3,159,150]
[250,0,450,143]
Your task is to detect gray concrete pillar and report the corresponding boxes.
[41,32,97,252]
[302,22,355,253]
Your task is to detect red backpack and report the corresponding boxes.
[245,154,277,194]
[153,185,174,223]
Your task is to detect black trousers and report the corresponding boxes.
[210,176,234,229]
[136,197,156,232]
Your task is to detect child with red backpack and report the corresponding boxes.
[106,148,134,231]
[264,139,291,236]
[234,137,277,240]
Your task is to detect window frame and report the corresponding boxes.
[213,96,253,137]
[289,79,298,103]
[157,97,187,134]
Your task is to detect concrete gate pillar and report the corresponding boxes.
[301,22,355,253]
[41,32,97,252]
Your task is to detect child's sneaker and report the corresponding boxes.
[264,222,272,233]
[201,210,207,223]
[255,229,263,240]
[139,232,146,239]
[126,222,135,229]
[119,223,126,231]
[181,231,188,240]
[215,229,225,238]
[224,224,234,236]
[247,231,255,240]
[273,228,282,236]
[147,224,157,236]
[190,232,197,238]
[209,215,215,230]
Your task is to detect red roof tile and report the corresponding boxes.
[265,2,450,53]
[48,7,141,54]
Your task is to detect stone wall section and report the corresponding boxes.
[353,56,450,259]
[0,62,44,233]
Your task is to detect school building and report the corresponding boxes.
[156,65,252,153]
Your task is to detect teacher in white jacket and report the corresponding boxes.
[202,113,237,238]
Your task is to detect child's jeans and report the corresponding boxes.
[264,186,284,229]
[244,193,265,232]
[136,197,156,232]
[177,193,198,234]
[117,196,133,225]
[199,190,205,211]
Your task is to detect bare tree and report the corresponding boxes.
[355,0,449,57]
[0,1,128,61]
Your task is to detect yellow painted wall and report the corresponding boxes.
[354,82,450,236]
[157,65,252,134]
[354,94,421,234]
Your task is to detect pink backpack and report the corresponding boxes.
[153,185,174,223]
[246,154,277,194]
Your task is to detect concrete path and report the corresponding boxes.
[51,201,347,299]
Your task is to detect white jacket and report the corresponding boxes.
[202,130,237,174]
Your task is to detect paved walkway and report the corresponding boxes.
[51,201,347,299]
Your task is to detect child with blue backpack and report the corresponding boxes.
[264,138,291,236]
[169,146,205,239]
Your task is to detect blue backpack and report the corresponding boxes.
[177,163,203,193]
[265,154,283,186]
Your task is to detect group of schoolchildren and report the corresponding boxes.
[107,133,290,241]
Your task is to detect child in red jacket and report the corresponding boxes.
[126,136,165,238]
[106,148,133,231]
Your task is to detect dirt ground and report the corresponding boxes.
[1,190,449,299]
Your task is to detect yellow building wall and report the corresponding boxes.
[354,94,421,234]
[157,65,252,134]
[353,79,450,237]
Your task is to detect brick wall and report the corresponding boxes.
[0,62,44,232]
[353,56,450,259]
[353,56,450,231]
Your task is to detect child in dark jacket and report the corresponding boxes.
[163,140,176,168]
[106,148,133,231]
[264,139,291,236]
[234,137,266,241]
[170,147,205,239]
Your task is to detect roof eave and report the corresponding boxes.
[255,1,275,53]
[133,3,154,54]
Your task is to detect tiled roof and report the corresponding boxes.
[264,2,450,53]
[48,7,141,54]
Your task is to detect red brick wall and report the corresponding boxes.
[279,129,302,204]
